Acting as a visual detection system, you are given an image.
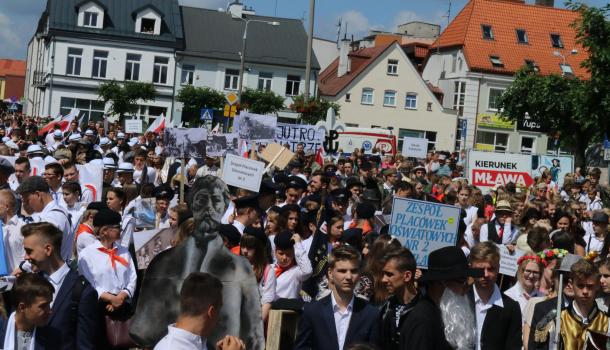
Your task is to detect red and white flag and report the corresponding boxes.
[146,113,165,134]
[240,140,249,158]
[315,145,325,167]
[38,109,79,136]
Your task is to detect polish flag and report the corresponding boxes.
[315,145,325,167]
[240,140,249,158]
[38,109,79,136]
[146,114,165,134]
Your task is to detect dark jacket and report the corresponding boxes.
[379,294,420,350]
[35,268,104,350]
[399,295,452,350]
[294,294,380,350]
[474,291,522,350]
[528,296,568,350]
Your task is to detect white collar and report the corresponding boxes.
[330,291,355,313]
[47,263,70,286]
[7,215,20,225]
[166,324,205,347]
[232,220,246,234]
[474,284,504,308]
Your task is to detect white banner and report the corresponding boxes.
[221,154,264,192]
[125,119,143,134]
[401,137,428,159]
[497,245,526,277]
[275,123,324,151]
[466,150,534,194]
[77,163,103,201]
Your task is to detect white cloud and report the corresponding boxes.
[335,10,373,36]
[0,13,26,59]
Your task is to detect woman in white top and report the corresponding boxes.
[456,184,478,227]
[106,188,136,248]
[240,228,276,323]
[61,181,86,233]
[504,255,544,323]
[78,208,137,313]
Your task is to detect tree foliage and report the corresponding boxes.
[240,88,285,115]
[97,80,156,119]
[176,85,225,124]
[498,2,610,167]
[289,95,340,125]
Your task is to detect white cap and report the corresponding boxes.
[103,157,117,169]
[117,132,126,139]
[116,162,135,173]
[89,159,103,166]
[128,137,139,147]
[99,137,111,146]
[85,129,94,136]
[43,155,57,165]
[53,130,63,138]
[26,144,44,155]
[68,133,82,142]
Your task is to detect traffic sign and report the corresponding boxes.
[200,108,213,121]
[8,103,17,111]
[223,104,237,117]
[225,92,238,106]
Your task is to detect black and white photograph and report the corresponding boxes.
[135,228,174,270]
[234,112,277,141]
[164,127,209,158]
[205,132,240,157]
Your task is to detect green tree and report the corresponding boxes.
[97,80,156,120]
[240,88,285,114]
[289,95,340,125]
[176,85,225,124]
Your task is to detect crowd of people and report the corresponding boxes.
[0,111,608,349]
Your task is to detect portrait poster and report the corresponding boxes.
[164,128,208,158]
[234,112,277,142]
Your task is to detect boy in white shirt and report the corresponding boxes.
[273,231,313,299]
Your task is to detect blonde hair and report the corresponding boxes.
[469,241,500,266]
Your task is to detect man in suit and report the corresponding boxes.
[469,242,522,350]
[295,245,379,350]
[21,222,103,349]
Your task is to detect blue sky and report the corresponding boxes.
[0,0,606,60]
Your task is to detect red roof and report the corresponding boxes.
[431,0,588,78]
[318,41,396,97]
[0,59,26,77]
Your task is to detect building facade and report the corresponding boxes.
[0,59,26,101]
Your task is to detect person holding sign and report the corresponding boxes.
[479,200,519,252]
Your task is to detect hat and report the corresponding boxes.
[273,173,289,186]
[26,144,44,155]
[303,193,321,205]
[16,176,49,194]
[383,168,397,176]
[557,253,583,273]
[53,130,63,139]
[0,158,14,175]
[86,202,109,211]
[592,211,609,224]
[356,202,376,219]
[84,129,94,136]
[419,246,483,282]
[117,132,126,139]
[68,133,82,142]
[103,157,117,170]
[128,137,139,147]
[116,162,134,173]
[243,226,267,245]
[286,176,307,191]
[413,165,426,173]
[495,200,514,213]
[218,224,241,247]
[345,177,363,190]
[99,137,111,146]
[361,188,381,202]
[154,185,175,200]
[234,194,261,212]
[341,228,364,250]
[274,231,295,250]
[93,209,122,227]
[53,148,72,161]
[259,180,278,195]
[289,159,303,169]
[330,188,350,205]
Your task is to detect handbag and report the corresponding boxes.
[104,304,136,348]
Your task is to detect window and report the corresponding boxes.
[285,75,301,96]
[520,136,536,154]
[398,129,437,151]
[125,54,141,81]
[550,34,564,48]
[258,72,272,91]
[427,102,433,111]
[405,93,417,109]
[525,60,540,72]
[387,59,398,75]
[92,50,108,78]
[455,118,466,151]
[141,18,156,34]
[453,81,466,116]
[490,55,504,68]
[451,52,457,73]
[153,56,169,84]
[181,65,194,85]
[66,48,82,76]
[84,11,98,27]
[224,69,239,90]
[476,131,509,152]
[361,88,374,105]
[345,93,351,102]
[482,25,494,40]
[136,105,168,122]
[560,63,574,75]
[383,90,396,107]
[488,88,505,111]
[60,97,105,122]
[516,29,528,44]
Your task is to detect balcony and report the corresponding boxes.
[33,70,48,87]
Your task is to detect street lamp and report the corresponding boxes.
[235,18,280,103]
[553,49,577,76]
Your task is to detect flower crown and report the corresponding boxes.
[518,255,548,267]
[537,248,569,261]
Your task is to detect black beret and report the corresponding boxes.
[303,193,321,205]
[361,188,381,202]
[154,185,175,200]
[356,202,376,219]
[243,226,267,245]
[259,180,278,195]
[219,224,241,247]
[273,173,289,186]
[274,231,295,250]
[341,228,363,250]
[359,162,372,171]
[93,209,122,227]
[330,188,350,205]
[280,204,301,215]
[289,159,303,168]
[86,201,109,211]
[16,176,49,194]
[234,194,261,211]
[0,158,14,175]
[286,176,307,191]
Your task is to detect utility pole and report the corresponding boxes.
[304,0,315,101]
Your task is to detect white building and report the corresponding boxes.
[24,0,184,123]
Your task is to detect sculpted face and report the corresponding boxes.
[191,177,229,234]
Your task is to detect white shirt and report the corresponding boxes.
[154,324,206,350]
[260,264,277,305]
[75,225,98,256]
[503,282,541,323]
[35,200,72,261]
[232,220,246,235]
[479,221,518,245]
[274,241,313,299]
[331,292,354,350]
[119,214,136,248]
[474,285,504,350]
[134,167,157,185]
[46,263,70,308]
[65,204,86,233]
[3,215,25,272]
[463,205,478,226]
[78,241,137,299]
[584,232,604,253]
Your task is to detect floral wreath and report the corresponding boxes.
[518,254,548,267]
[537,248,569,261]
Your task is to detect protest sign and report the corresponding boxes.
[466,150,533,193]
[206,133,240,157]
[234,112,277,142]
[164,127,208,158]
[532,155,573,188]
[222,153,265,192]
[389,198,460,268]
[259,143,295,170]
[275,123,324,151]
[497,245,526,277]
[134,228,174,270]
[125,119,143,134]
[401,137,428,159]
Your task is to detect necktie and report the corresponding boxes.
[97,247,129,270]
[498,225,504,241]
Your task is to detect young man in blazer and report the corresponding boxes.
[295,245,379,350]
[469,241,522,350]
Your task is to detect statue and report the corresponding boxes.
[129,176,265,349]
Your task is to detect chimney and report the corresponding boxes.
[535,0,554,6]
[228,1,244,18]
[338,38,351,77]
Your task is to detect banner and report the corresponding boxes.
[401,137,428,158]
[125,119,143,134]
[76,163,103,201]
[274,123,324,151]
[389,198,460,268]
[467,150,533,193]
[477,113,515,130]
[164,128,208,158]
[206,133,240,157]
[531,155,573,188]
[132,198,156,230]
[221,154,264,192]
[234,112,277,142]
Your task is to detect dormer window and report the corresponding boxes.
[76,1,105,29]
[482,25,494,40]
[84,12,97,27]
[551,34,564,48]
[133,5,163,35]
[490,55,504,68]
[141,18,156,34]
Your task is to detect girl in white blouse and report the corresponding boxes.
[106,188,136,248]
[78,208,137,313]
[240,229,276,322]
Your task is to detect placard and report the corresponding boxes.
[497,244,526,277]
[275,123,324,151]
[164,128,208,158]
[531,155,574,188]
[134,228,174,270]
[389,198,460,268]
[467,150,533,193]
[401,137,428,159]
[221,153,265,192]
[234,112,277,142]
[125,119,143,134]
[259,143,295,170]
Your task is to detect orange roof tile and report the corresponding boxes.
[431,0,588,78]
[0,59,26,77]
[318,41,396,97]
